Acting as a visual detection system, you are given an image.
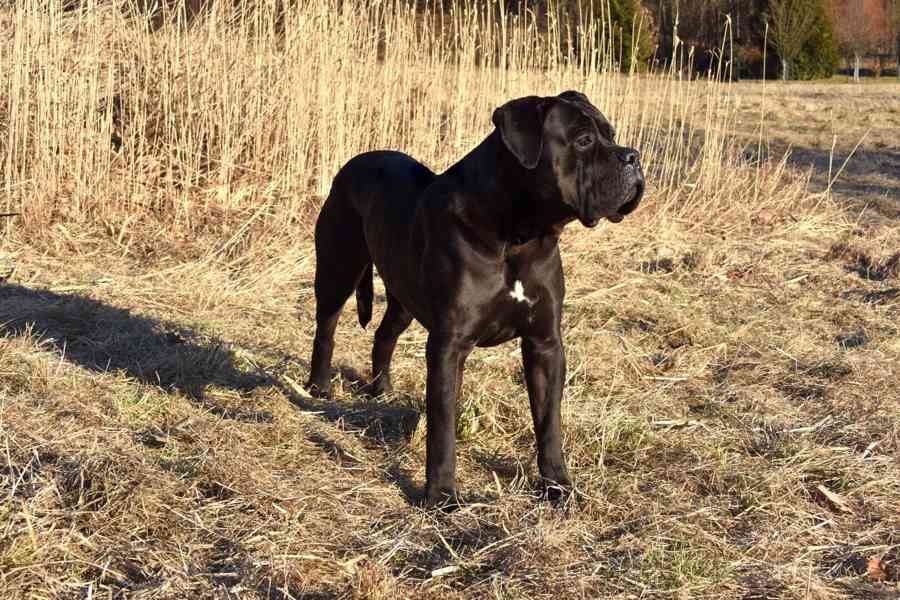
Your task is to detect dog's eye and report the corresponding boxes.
[575,135,593,149]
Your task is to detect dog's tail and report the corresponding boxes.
[356,262,374,329]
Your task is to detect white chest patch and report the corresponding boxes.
[509,280,536,306]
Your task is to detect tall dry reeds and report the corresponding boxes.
[1,0,809,246]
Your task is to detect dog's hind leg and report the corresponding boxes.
[366,293,413,396]
[306,195,370,398]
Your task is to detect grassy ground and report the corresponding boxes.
[727,79,900,219]
[2,2,899,599]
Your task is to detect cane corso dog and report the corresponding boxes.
[306,91,644,506]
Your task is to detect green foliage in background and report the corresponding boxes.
[791,0,840,79]
[607,0,655,70]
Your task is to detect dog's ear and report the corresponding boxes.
[558,90,590,104]
[492,96,548,170]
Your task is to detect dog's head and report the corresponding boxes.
[492,90,644,227]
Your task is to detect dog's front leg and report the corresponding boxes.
[424,332,471,507]
[522,335,572,500]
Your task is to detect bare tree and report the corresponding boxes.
[766,0,818,80]
[887,0,900,77]
[831,0,892,81]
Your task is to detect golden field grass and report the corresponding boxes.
[1,1,899,598]
[726,79,900,219]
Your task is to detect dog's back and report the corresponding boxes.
[331,151,436,225]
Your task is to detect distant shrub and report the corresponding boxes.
[607,0,655,71]
[792,0,840,79]
[549,0,654,71]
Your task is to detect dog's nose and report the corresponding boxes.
[618,149,640,165]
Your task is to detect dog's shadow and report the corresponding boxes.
[272,364,424,503]
[0,282,274,421]
[285,365,421,444]
[0,282,429,504]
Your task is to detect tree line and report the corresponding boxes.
[483,0,900,79]
[70,0,900,80]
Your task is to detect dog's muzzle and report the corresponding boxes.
[607,155,644,223]
[578,147,645,227]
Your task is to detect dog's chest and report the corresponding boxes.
[453,236,562,347]
[470,260,555,347]
[471,281,539,347]
[506,279,538,311]
[501,241,558,309]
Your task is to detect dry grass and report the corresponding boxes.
[2,1,899,599]
[726,80,900,220]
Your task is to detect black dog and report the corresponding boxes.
[306,91,644,506]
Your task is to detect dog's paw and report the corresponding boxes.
[540,479,579,508]
[358,380,391,399]
[423,488,461,512]
[304,381,332,399]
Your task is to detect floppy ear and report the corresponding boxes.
[558,90,590,104]
[491,96,547,170]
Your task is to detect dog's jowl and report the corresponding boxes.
[306,91,644,506]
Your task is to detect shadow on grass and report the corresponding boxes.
[0,282,276,421]
[754,142,900,215]
[0,282,429,502]
[268,363,424,504]
[259,359,422,447]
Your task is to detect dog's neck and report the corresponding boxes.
[444,131,575,248]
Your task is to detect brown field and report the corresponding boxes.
[1,1,898,599]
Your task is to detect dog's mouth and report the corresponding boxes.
[606,178,644,224]
[577,167,645,228]
[581,215,601,227]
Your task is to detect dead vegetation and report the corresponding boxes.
[1,1,899,599]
